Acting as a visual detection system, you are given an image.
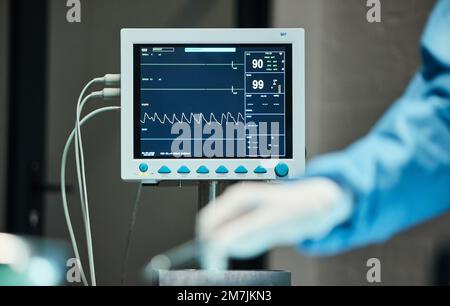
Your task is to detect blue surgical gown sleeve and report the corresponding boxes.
[300,0,450,256]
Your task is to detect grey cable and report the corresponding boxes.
[73,79,103,286]
[121,183,143,286]
[75,93,101,286]
[66,75,120,286]
[74,88,121,286]
[61,106,120,286]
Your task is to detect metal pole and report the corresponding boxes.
[209,181,218,206]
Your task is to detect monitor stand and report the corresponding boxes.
[155,182,291,287]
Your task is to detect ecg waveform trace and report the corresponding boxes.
[140,112,246,125]
[136,44,290,158]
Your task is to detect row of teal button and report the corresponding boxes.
[139,164,273,175]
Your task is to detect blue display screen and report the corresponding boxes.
[134,44,293,159]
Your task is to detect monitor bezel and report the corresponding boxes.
[121,28,305,182]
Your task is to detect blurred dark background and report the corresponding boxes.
[1,0,449,285]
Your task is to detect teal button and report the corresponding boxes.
[275,163,289,178]
[197,166,210,174]
[254,166,268,174]
[177,166,191,174]
[139,163,149,173]
[235,166,248,174]
[158,166,172,174]
[216,166,229,174]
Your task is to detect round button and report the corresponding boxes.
[275,163,289,178]
[139,163,149,173]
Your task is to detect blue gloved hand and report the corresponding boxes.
[197,178,354,270]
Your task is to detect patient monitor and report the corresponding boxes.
[120,29,305,183]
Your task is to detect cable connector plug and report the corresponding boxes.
[91,74,121,86]
[91,88,121,100]
[102,88,121,99]
[104,74,121,86]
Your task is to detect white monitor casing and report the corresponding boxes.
[121,28,305,183]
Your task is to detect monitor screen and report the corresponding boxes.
[133,44,293,159]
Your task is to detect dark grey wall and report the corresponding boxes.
[45,0,235,286]
[270,0,450,285]
[0,0,8,232]
[2,0,448,286]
